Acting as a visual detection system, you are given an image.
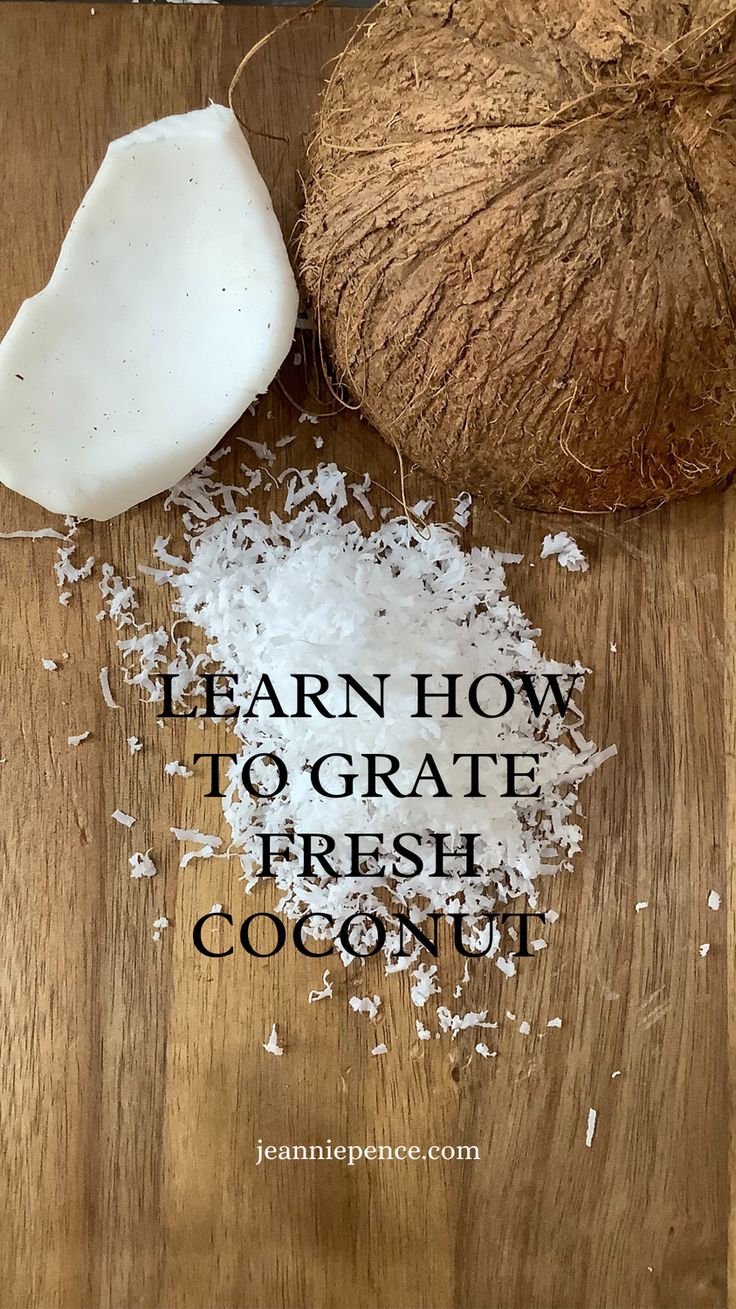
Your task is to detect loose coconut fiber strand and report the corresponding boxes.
[299,0,736,513]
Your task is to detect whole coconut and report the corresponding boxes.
[300,0,736,512]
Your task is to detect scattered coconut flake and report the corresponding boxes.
[138,563,174,585]
[349,995,381,1021]
[437,1007,494,1039]
[415,1019,432,1041]
[699,943,710,957]
[585,1107,597,1148]
[239,438,275,465]
[99,665,119,709]
[152,536,187,568]
[152,915,169,942]
[42,659,58,671]
[298,411,319,425]
[412,498,434,519]
[349,474,375,519]
[531,938,547,951]
[635,901,649,913]
[410,964,440,1008]
[59,591,72,606]
[541,531,589,573]
[518,1020,531,1035]
[237,466,263,496]
[170,827,222,845]
[55,541,95,588]
[112,808,136,827]
[452,492,472,528]
[179,844,218,870]
[612,1070,622,1078]
[308,970,333,1004]
[708,890,721,911]
[164,760,193,778]
[116,626,174,702]
[211,902,223,913]
[67,731,90,747]
[610,642,617,653]
[545,909,560,923]
[99,564,138,625]
[263,1023,283,1056]
[371,1043,388,1056]
[276,434,297,448]
[547,1017,563,1028]
[0,526,67,540]
[496,956,516,978]
[127,736,143,754]
[129,850,157,879]
[475,1043,495,1058]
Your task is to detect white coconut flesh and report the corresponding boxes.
[0,104,299,520]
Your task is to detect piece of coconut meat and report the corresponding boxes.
[0,104,298,519]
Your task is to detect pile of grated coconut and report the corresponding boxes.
[135,456,614,971]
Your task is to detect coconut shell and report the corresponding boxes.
[300,0,736,512]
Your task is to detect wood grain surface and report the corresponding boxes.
[0,6,730,1309]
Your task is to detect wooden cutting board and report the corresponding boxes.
[0,6,731,1308]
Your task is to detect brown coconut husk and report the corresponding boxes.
[299,0,736,512]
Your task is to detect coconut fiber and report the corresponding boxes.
[300,0,736,511]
